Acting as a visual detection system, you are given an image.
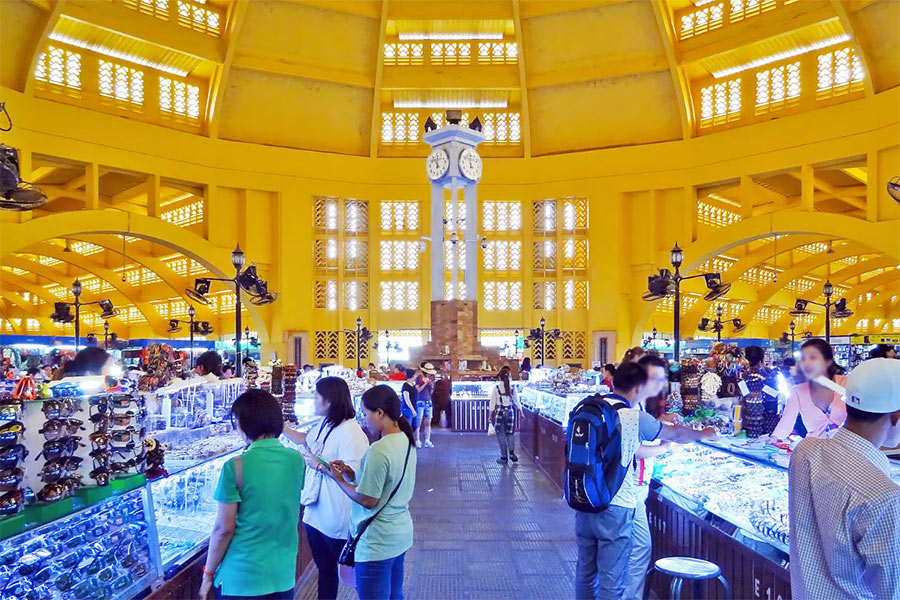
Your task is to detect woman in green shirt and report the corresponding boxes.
[199,390,306,599]
[331,385,417,600]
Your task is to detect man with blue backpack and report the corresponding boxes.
[565,361,715,599]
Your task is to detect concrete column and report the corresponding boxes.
[464,182,478,301]
[430,183,444,301]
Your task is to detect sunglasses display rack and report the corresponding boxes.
[0,376,149,523]
[0,487,160,600]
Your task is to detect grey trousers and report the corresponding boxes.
[622,492,652,600]
[575,506,635,600]
[493,406,515,459]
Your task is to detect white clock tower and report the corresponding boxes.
[423,114,484,302]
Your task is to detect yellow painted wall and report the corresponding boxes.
[1,84,899,362]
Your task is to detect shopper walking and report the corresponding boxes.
[330,385,417,600]
[400,369,419,445]
[388,364,407,381]
[572,363,715,600]
[200,390,305,600]
[283,377,369,600]
[789,358,900,600]
[623,356,673,600]
[771,339,847,439]
[415,363,437,448]
[490,366,522,464]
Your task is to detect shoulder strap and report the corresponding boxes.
[233,456,244,495]
[350,442,412,544]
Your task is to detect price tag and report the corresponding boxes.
[738,381,750,396]
[762,385,779,398]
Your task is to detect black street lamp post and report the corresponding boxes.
[49,279,116,351]
[103,320,110,349]
[643,243,731,362]
[167,304,213,370]
[539,316,546,367]
[185,245,277,379]
[789,320,796,352]
[698,305,747,342]
[789,280,853,344]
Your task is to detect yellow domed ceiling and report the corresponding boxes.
[3,0,898,158]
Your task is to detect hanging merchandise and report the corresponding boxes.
[679,357,701,413]
[282,363,298,424]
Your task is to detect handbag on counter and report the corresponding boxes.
[337,442,412,586]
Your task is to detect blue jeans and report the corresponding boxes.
[575,506,634,600]
[305,524,347,600]
[355,552,405,600]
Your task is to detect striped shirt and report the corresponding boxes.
[788,428,900,600]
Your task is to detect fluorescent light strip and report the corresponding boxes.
[393,99,508,109]
[398,32,503,41]
[713,34,850,79]
[48,32,189,77]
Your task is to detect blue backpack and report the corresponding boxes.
[564,395,632,513]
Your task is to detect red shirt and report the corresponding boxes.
[388,372,407,381]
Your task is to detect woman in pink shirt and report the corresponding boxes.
[771,339,847,440]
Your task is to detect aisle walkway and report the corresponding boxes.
[298,429,576,599]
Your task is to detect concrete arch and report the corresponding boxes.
[22,243,169,336]
[631,210,900,345]
[18,235,217,323]
[837,291,900,334]
[0,211,269,343]
[73,234,218,315]
[677,233,837,337]
[773,270,900,336]
[0,290,56,331]
[734,250,890,333]
[0,271,64,307]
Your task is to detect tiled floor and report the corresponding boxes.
[297,429,576,599]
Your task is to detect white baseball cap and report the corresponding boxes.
[845,358,900,414]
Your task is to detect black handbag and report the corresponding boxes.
[338,443,412,567]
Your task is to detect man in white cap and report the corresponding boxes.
[789,358,900,600]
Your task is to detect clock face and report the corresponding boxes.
[426,149,450,181]
[459,147,482,181]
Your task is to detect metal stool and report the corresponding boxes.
[642,557,732,600]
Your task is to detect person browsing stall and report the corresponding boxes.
[415,363,437,448]
[573,363,716,600]
[400,369,419,438]
[282,377,369,600]
[200,390,305,600]
[789,358,900,600]
[489,366,523,464]
[623,355,674,600]
[330,386,417,600]
[771,339,847,440]
[195,350,224,384]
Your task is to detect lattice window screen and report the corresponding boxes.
[343,281,368,310]
[562,331,587,361]
[533,241,557,272]
[314,331,340,361]
[344,240,368,274]
[482,201,522,232]
[533,281,556,310]
[533,200,557,233]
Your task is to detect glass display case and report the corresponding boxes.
[144,389,324,577]
[0,487,158,600]
[148,450,238,575]
[520,387,592,428]
[450,381,496,400]
[653,442,791,557]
